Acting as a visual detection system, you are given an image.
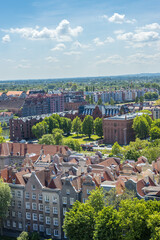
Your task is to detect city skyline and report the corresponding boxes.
[0,0,160,80]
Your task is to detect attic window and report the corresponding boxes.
[32,185,36,190]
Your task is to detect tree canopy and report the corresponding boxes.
[94,118,103,138]
[82,115,94,138]
[72,116,82,136]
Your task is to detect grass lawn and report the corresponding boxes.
[63,133,102,145]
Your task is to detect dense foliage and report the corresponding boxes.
[63,187,160,240]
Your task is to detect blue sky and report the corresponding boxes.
[0,0,160,80]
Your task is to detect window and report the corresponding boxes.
[7,220,10,227]
[18,222,22,229]
[52,196,57,203]
[45,206,50,214]
[33,224,38,231]
[12,211,15,217]
[32,193,36,200]
[12,200,15,207]
[26,202,30,210]
[46,228,51,236]
[25,192,29,199]
[17,191,22,198]
[32,203,37,210]
[66,189,70,195]
[87,189,91,195]
[18,201,21,208]
[32,185,36,190]
[53,218,58,226]
[26,212,31,220]
[13,221,16,228]
[45,195,49,202]
[62,197,67,204]
[53,207,58,214]
[63,208,67,216]
[33,213,37,221]
[18,212,22,218]
[11,190,15,197]
[38,194,43,201]
[54,229,59,236]
[39,225,44,232]
[46,216,51,225]
[39,204,43,211]
[39,214,44,222]
[70,198,74,205]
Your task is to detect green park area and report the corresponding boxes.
[63,133,101,145]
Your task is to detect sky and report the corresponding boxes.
[0,0,160,80]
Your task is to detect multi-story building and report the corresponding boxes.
[0,112,13,125]
[22,94,64,117]
[103,112,148,145]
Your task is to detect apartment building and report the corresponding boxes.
[0,112,13,125]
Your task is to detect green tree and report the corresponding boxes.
[63,201,95,240]
[82,115,94,138]
[17,231,29,240]
[64,139,82,152]
[125,149,141,161]
[150,126,160,140]
[85,95,90,103]
[140,95,144,104]
[0,178,12,235]
[52,128,64,145]
[2,121,7,128]
[105,188,136,210]
[62,118,72,135]
[44,116,59,133]
[94,118,103,138]
[39,134,54,145]
[90,95,94,104]
[94,206,121,240]
[71,83,77,91]
[72,116,82,136]
[110,97,115,105]
[135,96,139,103]
[119,199,150,240]
[112,141,121,156]
[132,115,150,139]
[147,213,160,240]
[32,121,48,139]
[0,123,5,143]
[87,187,105,213]
[97,97,102,105]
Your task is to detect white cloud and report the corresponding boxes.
[5,19,83,42]
[93,37,114,46]
[2,34,10,43]
[45,56,59,62]
[16,64,30,69]
[51,43,66,51]
[96,54,123,64]
[72,41,90,49]
[140,23,160,31]
[128,52,160,64]
[103,13,136,24]
[64,51,81,55]
[117,31,159,42]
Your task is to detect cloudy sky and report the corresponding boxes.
[0,0,160,80]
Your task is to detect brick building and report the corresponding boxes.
[103,113,147,145]
[10,115,45,141]
[22,94,64,117]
